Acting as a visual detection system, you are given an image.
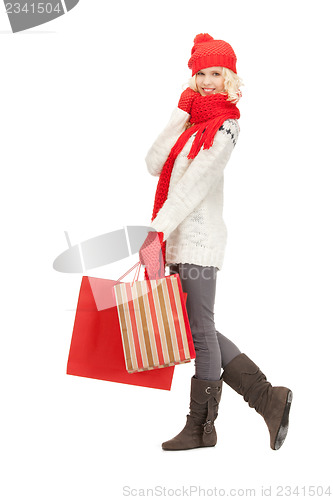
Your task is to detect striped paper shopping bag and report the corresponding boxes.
[113,268,195,374]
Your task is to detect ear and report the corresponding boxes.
[190,75,198,92]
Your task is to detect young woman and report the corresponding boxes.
[139,33,292,451]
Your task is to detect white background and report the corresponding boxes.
[1,0,332,498]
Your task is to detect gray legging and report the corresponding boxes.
[169,263,241,381]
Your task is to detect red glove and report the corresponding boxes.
[139,231,165,279]
[178,87,197,114]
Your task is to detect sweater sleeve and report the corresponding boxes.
[145,107,190,177]
[149,120,240,240]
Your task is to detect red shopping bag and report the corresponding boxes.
[66,263,175,390]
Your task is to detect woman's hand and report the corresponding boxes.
[178,87,197,114]
[139,231,165,279]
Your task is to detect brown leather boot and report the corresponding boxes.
[162,376,222,451]
[222,353,293,450]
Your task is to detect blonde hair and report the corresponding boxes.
[188,67,244,104]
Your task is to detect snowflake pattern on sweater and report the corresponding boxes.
[146,107,240,271]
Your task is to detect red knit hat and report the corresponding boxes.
[188,33,237,76]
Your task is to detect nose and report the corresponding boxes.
[203,76,212,86]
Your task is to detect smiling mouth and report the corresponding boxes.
[202,88,215,94]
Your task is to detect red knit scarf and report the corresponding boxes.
[146,92,240,279]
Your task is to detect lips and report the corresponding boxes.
[202,88,215,95]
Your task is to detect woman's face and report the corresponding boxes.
[195,67,225,96]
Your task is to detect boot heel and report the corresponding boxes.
[287,390,293,404]
[274,390,293,450]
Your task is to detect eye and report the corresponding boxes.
[213,72,220,76]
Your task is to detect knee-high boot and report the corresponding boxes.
[162,376,223,451]
[222,353,293,450]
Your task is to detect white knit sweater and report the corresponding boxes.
[146,107,240,271]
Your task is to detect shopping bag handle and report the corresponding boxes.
[115,261,141,284]
[132,261,141,285]
[115,261,154,295]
